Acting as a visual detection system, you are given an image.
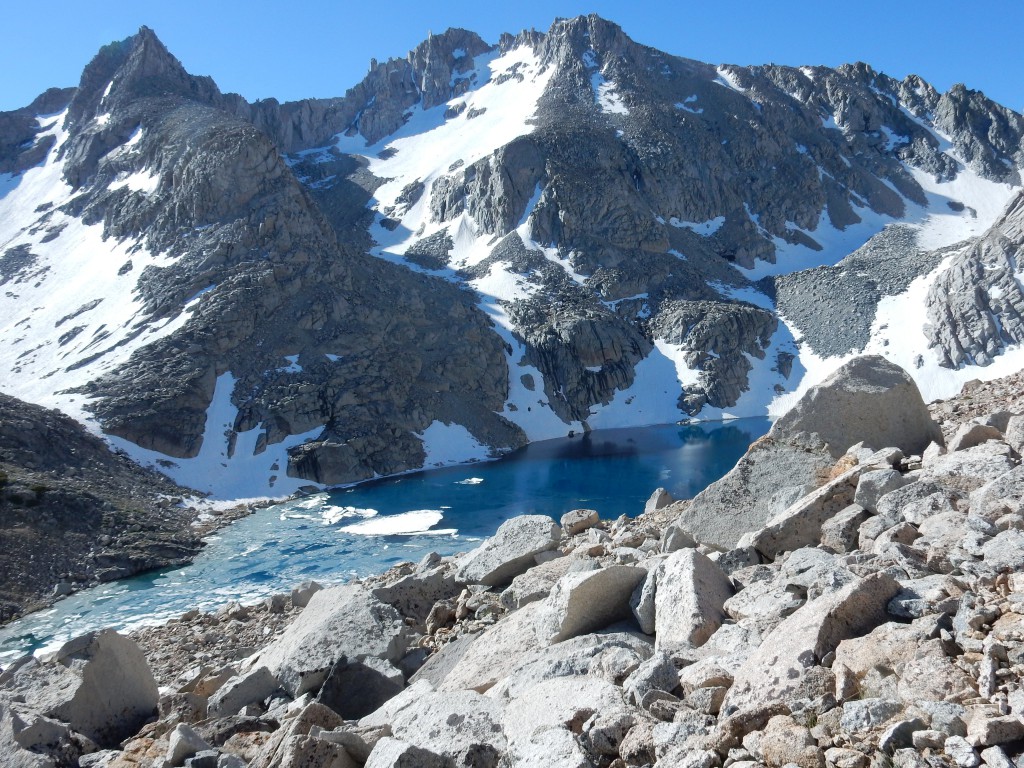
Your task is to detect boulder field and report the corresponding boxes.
[5,355,1024,767]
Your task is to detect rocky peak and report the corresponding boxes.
[406,28,492,110]
[933,84,1024,183]
[66,26,221,128]
[538,14,647,74]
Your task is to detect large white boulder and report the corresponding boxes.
[0,630,158,748]
[502,677,625,766]
[772,355,943,457]
[535,565,647,645]
[387,690,506,766]
[456,515,562,586]
[437,601,543,693]
[253,585,411,695]
[653,549,733,651]
[673,356,941,549]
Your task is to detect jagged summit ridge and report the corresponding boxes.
[0,16,1022,495]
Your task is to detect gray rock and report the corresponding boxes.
[254,585,411,695]
[725,572,900,712]
[669,437,834,550]
[918,701,967,737]
[388,690,505,766]
[660,520,698,552]
[982,529,1024,571]
[854,469,910,513]
[748,466,862,559]
[967,715,1024,748]
[948,422,1004,453]
[622,651,678,705]
[364,737,448,768]
[820,504,871,553]
[0,630,158,748]
[184,751,219,768]
[654,549,733,651]
[879,718,927,752]
[1004,415,1024,455]
[489,631,652,701]
[645,488,675,514]
[316,657,405,719]
[771,355,943,457]
[920,441,1016,493]
[946,735,982,768]
[456,515,562,586]
[499,555,574,610]
[979,746,1016,768]
[437,601,543,693]
[371,562,460,624]
[971,465,1024,522]
[839,698,903,733]
[535,565,647,644]
[758,714,824,768]
[560,509,599,536]
[676,357,939,551]
[724,578,805,632]
[208,666,280,718]
[167,724,212,767]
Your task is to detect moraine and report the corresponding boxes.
[0,418,768,663]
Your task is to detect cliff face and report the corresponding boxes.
[0,15,1021,494]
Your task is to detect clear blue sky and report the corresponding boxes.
[3,0,1022,114]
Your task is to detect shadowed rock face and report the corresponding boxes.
[0,14,1020,490]
[0,393,200,623]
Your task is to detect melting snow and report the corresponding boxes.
[591,71,630,115]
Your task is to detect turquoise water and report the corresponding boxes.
[0,419,769,663]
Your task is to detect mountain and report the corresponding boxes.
[0,15,1022,497]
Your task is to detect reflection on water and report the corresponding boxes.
[0,418,769,663]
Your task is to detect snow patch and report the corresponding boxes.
[107,373,324,499]
[278,354,302,373]
[675,95,703,114]
[714,68,746,93]
[108,168,160,194]
[670,215,726,236]
[591,71,629,115]
[418,421,489,467]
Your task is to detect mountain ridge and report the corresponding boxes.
[0,14,1022,497]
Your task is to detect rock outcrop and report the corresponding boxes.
[0,393,202,623]
[662,355,943,549]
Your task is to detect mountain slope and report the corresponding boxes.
[0,16,1022,496]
